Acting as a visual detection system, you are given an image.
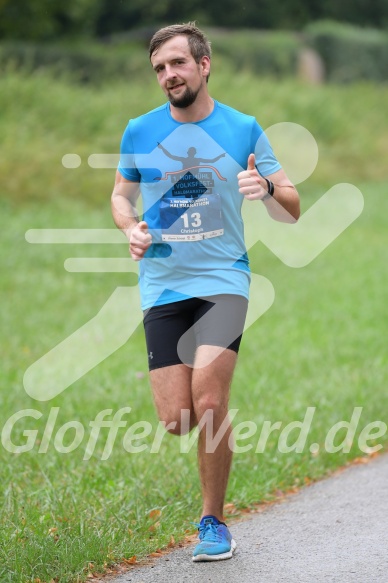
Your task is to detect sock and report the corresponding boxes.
[200,514,227,527]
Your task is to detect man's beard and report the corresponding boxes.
[168,84,200,108]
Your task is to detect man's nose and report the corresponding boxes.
[165,65,177,80]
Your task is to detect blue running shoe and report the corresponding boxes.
[192,515,237,562]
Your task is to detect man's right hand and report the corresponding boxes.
[127,221,152,261]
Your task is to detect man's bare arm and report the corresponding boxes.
[111,171,152,260]
[261,167,300,223]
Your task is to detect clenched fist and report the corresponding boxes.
[237,153,269,201]
[128,221,152,261]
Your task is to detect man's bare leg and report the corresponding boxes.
[148,347,237,519]
[192,345,237,521]
[149,364,195,434]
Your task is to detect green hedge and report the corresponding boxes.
[0,41,149,84]
[210,30,301,77]
[305,20,388,83]
[0,33,301,83]
[1,22,388,84]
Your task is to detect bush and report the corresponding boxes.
[2,23,388,85]
[0,31,302,84]
[0,41,149,84]
[305,20,388,83]
[210,30,302,77]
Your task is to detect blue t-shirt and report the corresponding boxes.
[118,100,281,310]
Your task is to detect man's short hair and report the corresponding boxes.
[149,22,212,63]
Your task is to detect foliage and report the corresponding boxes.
[305,20,388,82]
[0,40,149,84]
[0,0,101,40]
[211,30,301,77]
[2,20,388,85]
[1,0,388,41]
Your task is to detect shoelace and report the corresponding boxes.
[192,521,222,542]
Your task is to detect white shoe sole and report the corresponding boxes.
[192,538,237,562]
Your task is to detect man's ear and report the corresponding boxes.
[200,56,211,78]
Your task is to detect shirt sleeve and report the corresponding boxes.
[117,121,141,182]
[252,120,282,177]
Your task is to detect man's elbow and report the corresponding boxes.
[292,202,301,223]
[281,197,300,224]
[289,191,300,223]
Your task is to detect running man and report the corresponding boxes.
[111,22,300,562]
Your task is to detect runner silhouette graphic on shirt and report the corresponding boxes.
[157,142,225,170]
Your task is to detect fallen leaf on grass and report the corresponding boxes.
[353,456,370,464]
[241,507,254,514]
[149,509,162,520]
[223,503,239,515]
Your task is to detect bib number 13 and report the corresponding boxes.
[181,212,202,228]
[159,193,223,241]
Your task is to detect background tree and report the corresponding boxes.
[0,0,387,40]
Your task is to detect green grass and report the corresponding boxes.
[0,69,387,209]
[0,70,387,582]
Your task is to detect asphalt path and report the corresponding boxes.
[109,453,388,583]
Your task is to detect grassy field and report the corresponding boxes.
[0,69,387,582]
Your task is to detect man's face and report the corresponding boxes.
[151,35,210,108]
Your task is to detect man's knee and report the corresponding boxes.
[159,409,197,436]
[194,395,229,423]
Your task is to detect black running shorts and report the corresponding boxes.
[143,294,248,371]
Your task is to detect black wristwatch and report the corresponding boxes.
[262,178,275,201]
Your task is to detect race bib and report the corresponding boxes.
[160,194,224,242]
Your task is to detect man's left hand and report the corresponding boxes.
[237,153,269,201]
